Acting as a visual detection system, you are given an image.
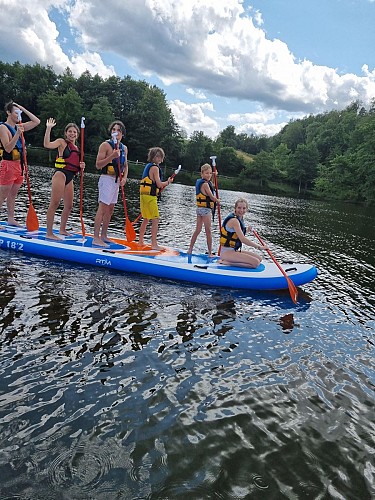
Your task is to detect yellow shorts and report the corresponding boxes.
[140,194,159,220]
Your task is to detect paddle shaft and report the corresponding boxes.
[253,229,298,304]
[79,117,85,237]
[16,115,39,231]
[210,156,221,255]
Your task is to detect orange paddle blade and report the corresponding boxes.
[125,217,137,242]
[26,203,39,232]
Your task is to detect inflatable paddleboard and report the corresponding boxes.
[0,223,318,291]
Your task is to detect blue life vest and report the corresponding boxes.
[0,122,23,163]
[195,178,216,209]
[102,139,126,182]
[220,213,247,250]
[140,162,163,197]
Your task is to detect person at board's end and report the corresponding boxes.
[219,198,268,268]
[0,101,40,229]
[43,119,85,240]
[93,120,128,247]
[138,147,174,251]
[187,163,219,258]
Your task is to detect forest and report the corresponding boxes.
[1,61,374,204]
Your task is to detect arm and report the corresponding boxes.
[150,165,172,189]
[13,102,40,131]
[201,182,219,202]
[95,142,120,170]
[0,124,21,153]
[229,219,268,250]
[43,118,65,150]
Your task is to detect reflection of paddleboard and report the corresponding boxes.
[0,223,318,291]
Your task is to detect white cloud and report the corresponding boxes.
[169,100,219,138]
[186,88,207,99]
[67,0,375,113]
[1,0,375,138]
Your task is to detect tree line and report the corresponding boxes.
[1,61,374,204]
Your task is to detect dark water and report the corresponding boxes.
[0,166,374,499]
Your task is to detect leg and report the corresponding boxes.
[202,215,213,256]
[100,203,115,241]
[0,184,12,226]
[93,201,108,247]
[59,180,74,235]
[188,217,204,254]
[150,218,160,250]
[138,218,149,246]
[46,172,65,239]
[6,182,23,226]
[219,249,262,268]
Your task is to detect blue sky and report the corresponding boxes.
[1,0,374,139]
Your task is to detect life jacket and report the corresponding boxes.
[54,141,80,173]
[0,122,23,163]
[140,162,163,197]
[101,140,126,182]
[195,178,216,209]
[220,213,247,250]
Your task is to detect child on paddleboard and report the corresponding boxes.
[93,121,129,247]
[0,101,40,228]
[138,147,174,250]
[187,163,219,257]
[43,119,85,240]
[219,198,268,268]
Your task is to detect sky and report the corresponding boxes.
[0,0,374,139]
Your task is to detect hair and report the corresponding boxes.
[234,198,249,210]
[200,163,212,174]
[64,123,80,136]
[108,120,126,135]
[4,101,17,114]
[147,147,165,163]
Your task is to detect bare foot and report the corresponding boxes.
[8,220,22,227]
[102,237,113,244]
[46,234,63,241]
[92,238,109,248]
[151,245,163,251]
[59,230,72,236]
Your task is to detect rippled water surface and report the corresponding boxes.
[0,166,374,499]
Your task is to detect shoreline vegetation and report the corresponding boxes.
[1,61,374,205]
[24,147,344,203]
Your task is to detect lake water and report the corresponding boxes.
[0,166,374,499]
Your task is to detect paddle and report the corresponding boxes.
[16,109,39,232]
[210,155,221,254]
[112,132,136,242]
[79,116,86,238]
[252,228,299,304]
[160,164,181,193]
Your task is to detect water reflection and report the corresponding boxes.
[0,165,374,499]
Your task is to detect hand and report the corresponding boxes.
[46,118,56,128]
[120,177,127,187]
[111,149,121,159]
[79,162,85,170]
[168,176,174,184]
[16,123,24,134]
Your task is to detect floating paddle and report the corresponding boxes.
[16,109,39,232]
[112,132,136,242]
[210,155,221,255]
[79,116,86,238]
[252,228,299,304]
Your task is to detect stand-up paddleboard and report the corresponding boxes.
[0,223,318,291]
